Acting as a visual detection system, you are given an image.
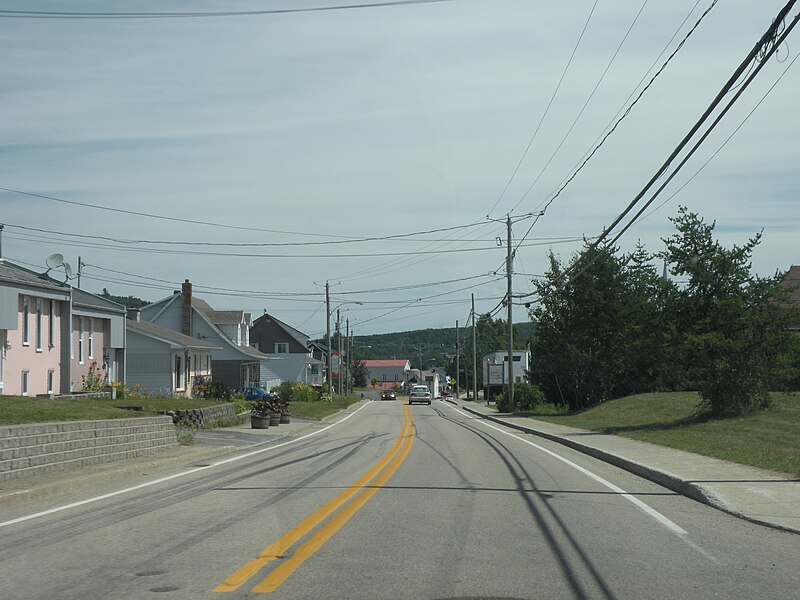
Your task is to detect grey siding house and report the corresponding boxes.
[126,317,219,396]
[140,280,280,391]
[249,312,324,386]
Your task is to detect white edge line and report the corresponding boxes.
[445,404,688,536]
[0,401,372,529]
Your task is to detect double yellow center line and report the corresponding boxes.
[215,403,414,594]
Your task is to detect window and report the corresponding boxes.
[35,298,43,351]
[88,319,94,359]
[175,354,185,391]
[47,370,55,394]
[78,317,84,364]
[22,371,29,396]
[275,343,289,354]
[22,296,30,345]
[48,301,56,347]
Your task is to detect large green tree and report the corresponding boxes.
[528,242,674,410]
[663,207,796,415]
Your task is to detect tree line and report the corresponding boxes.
[525,207,798,416]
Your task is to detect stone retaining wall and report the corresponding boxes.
[0,416,178,482]
[168,402,239,428]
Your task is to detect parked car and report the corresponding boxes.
[243,387,270,401]
[408,384,432,405]
[381,389,397,401]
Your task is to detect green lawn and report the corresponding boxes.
[289,395,363,420]
[0,395,233,425]
[519,391,800,477]
[0,394,364,426]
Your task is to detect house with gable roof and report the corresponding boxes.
[363,359,411,390]
[0,259,71,396]
[70,288,126,393]
[249,312,324,386]
[140,280,280,391]
[0,258,127,396]
[126,313,220,395]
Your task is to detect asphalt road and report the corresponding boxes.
[1,399,798,599]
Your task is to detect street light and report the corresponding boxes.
[325,282,362,397]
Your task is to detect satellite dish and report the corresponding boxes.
[45,253,64,270]
[63,262,75,281]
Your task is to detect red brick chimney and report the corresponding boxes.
[181,279,192,336]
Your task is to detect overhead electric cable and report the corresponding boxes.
[508,0,650,215]
[609,12,800,245]
[538,0,720,213]
[593,0,796,252]
[0,197,485,243]
[5,229,583,259]
[517,0,799,301]
[638,48,800,223]
[0,1,453,19]
[486,0,599,217]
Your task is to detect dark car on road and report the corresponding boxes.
[381,389,397,401]
[243,387,270,401]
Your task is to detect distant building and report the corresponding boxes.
[249,312,324,386]
[482,350,530,386]
[363,359,411,389]
[140,280,280,391]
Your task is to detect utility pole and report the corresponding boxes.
[345,318,350,395]
[336,309,342,395]
[455,320,459,400]
[506,215,514,412]
[326,281,332,398]
[472,293,477,402]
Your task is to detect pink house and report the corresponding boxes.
[0,259,127,397]
[0,260,70,396]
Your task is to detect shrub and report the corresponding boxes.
[232,393,247,414]
[292,383,318,402]
[80,361,106,392]
[496,383,547,413]
[273,381,296,400]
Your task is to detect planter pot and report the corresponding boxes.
[269,412,281,426]
[251,415,270,429]
[279,413,291,424]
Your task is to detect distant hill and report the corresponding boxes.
[349,322,535,369]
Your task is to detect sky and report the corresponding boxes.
[2,0,799,338]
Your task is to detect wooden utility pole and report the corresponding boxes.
[455,320,459,400]
[472,293,477,402]
[506,215,514,412]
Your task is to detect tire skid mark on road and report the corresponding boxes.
[0,402,372,530]
[214,403,415,594]
[442,403,719,564]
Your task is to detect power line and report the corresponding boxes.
[596,1,796,250]
[608,10,800,245]
[638,47,800,224]
[0,196,486,243]
[518,0,799,300]
[0,1,454,19]
[536,0,721,215]
[5,228,585,259]
[508,0,650,215]
[486,0,599,218]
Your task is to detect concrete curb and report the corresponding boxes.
[448,400,800,534]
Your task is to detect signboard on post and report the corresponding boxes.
[488,364,504,386]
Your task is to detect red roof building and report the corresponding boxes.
[363,359,411,387]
